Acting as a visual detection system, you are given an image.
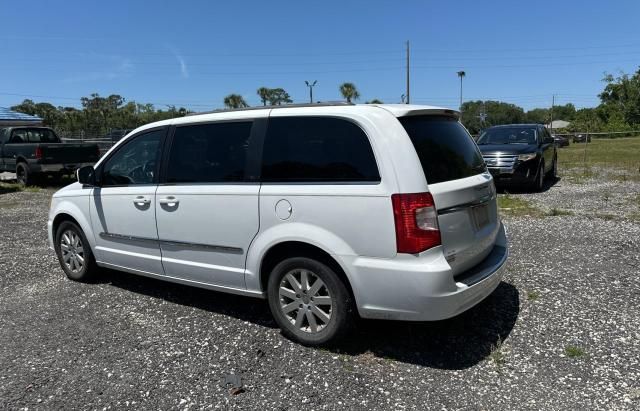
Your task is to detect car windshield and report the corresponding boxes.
[477,127,537,145]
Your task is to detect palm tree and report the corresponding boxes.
[457,71,466,111]
[257,87,271,106]
[339,82,360,103]
[267,88,292,105]
[223,94,249,109]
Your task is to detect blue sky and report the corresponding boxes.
[1,0,639,111]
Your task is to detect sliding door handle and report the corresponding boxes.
[159,196,179,207]
[133,196,151,206]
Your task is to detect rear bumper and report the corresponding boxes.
[30,162,94,174]
[345,222,508,321]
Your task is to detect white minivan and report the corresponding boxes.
[48,103,508,345]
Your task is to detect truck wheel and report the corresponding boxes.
[267,257,354,346]
[16,162,30,186]
[54,221,99,282]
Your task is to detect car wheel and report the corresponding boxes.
[54,221,98,282]
[16,162,30,186]
[548,156,558,179]
[532,162,544,192]
[267,257,354,346]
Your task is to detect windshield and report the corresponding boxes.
[477,127,537,145]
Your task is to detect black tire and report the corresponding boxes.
[16,162,30,186]
[547,156,558,180]
[54,221,98,282]
[267,257,354,346]
[531,162,544,192]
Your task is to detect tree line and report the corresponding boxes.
[10,94,189,137]
[9,69,640,136]
[462,68,640,134]
[223,82,372,108]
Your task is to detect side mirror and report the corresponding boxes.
[76,165,96,186]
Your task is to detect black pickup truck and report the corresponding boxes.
[0,126,100,185]
[476,124,558,191]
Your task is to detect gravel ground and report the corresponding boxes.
[1,178,639,410]
[514,168,640,221]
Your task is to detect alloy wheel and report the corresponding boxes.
[60,230,85,273]
[278,269,333,333]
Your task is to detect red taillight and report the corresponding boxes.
[35,146,43,159]
[391,192,441,254]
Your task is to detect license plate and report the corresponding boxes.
[472,204,490,230]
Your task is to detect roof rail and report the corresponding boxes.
[186,101,354,116]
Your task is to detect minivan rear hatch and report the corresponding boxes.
[399,115,500,275]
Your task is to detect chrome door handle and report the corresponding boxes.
[159,196,179,206]
[133,196,151,206]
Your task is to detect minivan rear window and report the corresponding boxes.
[399,115,486,184]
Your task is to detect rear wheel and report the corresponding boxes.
[267,257,353,346]
[16,162,30,186]
[54,221,98,282]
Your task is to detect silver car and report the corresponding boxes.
[48,103,508,345]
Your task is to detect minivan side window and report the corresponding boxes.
[166,121,252,183]
[261,117,380,182]
[102,129,164,186]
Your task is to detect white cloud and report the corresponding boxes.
[63,56,134,83]
[166,45,189,79]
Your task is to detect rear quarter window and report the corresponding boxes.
[399,115,486,184]
[261,116,380,183]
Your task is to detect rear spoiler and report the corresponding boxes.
[394,108,460,120]
[376,105,460,120]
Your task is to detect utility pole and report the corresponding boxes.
[405,41,410,104]
[305,80,317,104]
[550,94,555,134]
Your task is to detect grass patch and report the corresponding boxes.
[565,345,586,358]
[0,182,40,193]
[498,194,543,217]
[527,291,541,301]
[547,208,573,216]
[559,137,640,182]
[489,337,507,371]
[595,213,618,221]
[0,182,23,194]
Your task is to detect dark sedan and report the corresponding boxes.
[553,135,570,147]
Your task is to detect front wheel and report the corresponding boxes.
[54,221,98,282]
[531,162,545,192]
[267,257,354,346]
[547,156,558,180]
